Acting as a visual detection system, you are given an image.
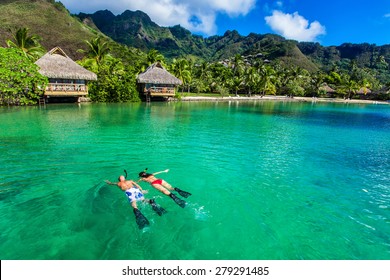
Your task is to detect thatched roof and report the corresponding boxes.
[35,47,97,81]
[356,87,372,94]
[137,62,182,85]
[320,84,336,93]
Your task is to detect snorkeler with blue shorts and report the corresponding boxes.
[105,175,166,229]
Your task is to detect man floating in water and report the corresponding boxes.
[138,168,191,208]
[105,174,166,229]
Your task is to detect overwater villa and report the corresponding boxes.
[137,62,182,101]
[35,47,97,102]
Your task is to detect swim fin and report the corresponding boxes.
[149,199,167,216]
[133,208,150,229]
[169,193,186,208]
[174,187,192,198]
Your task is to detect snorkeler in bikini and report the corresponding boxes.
[138,168,191,208]
[105,174,166,229]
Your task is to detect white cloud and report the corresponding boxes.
[275,1,283,8]
[265,10,326,42]
[205,0,255,16]
[60,0,257,35]
[385,13,390,18]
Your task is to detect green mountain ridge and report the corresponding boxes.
[78,9,210,59]
[0,0,104,59]
[77,9,390,75]
[0,0,389,83]
[77,10,314,64]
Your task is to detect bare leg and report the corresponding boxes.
[162,180,191,198]
[151,183,171,195]
[151,183,186,208]
[161,180,175,191]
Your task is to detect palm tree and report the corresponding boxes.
[244,66,259,96]
[227,76,244,97]
[135,49,165,73]
[78,37,111,71]
[310,71,326,97]
[197,61,210,81]
[171,58,191,93]
[147,49,165,65]
[341,74,360,99]
[284,66,309,97]
[193,61,211,93]
[259,64,276,96]
[231,54,245,78]
[6,27,45,61]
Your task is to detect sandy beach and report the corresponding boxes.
[175,95,390,105]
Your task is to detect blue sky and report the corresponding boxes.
[61,0,390,46]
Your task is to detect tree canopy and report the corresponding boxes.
[78,38,140,102]
[6,27,46,61]
[0,47,47,105]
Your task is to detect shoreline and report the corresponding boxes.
[175,95,390,105]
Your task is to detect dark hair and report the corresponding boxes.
[139,168,152,178]
[139,171,153,178]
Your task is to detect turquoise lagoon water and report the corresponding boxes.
[0,101,389,260]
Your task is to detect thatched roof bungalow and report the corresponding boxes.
[320,84,336,93]
[356,87,372,95]
[137,62,182,100]
[35,47,97,100]
[356,87,375,100]
[319,84,337,97]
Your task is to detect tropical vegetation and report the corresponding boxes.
[163,53,388,101]
[0,47,47,105]
[6,27,45,61]
[78,38,139,102]
[0,0,389,105]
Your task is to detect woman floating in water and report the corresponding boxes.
[138,168,191,208]
[105,174,166,229]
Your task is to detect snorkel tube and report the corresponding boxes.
[138,168,149,178]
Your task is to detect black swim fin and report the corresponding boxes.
[174,187,192,198]
[149,199,167,216]
[133,208,150,229]
[169,193,186,208]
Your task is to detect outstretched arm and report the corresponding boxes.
[131,180,148,194]
[105,180,117,186]
[131,180,143,190]
[153,169,169,175]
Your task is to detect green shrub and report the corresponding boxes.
[0,47,47,105]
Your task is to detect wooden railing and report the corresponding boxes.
[45,83,88,96]
[145,87,175,96]
[47,83,87,92]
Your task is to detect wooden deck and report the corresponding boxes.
[44,83,88,96]
[145,87,175,97]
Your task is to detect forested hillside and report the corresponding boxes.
[0,0,102,59]
[0,0,389,106]
[77,8,390,83]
